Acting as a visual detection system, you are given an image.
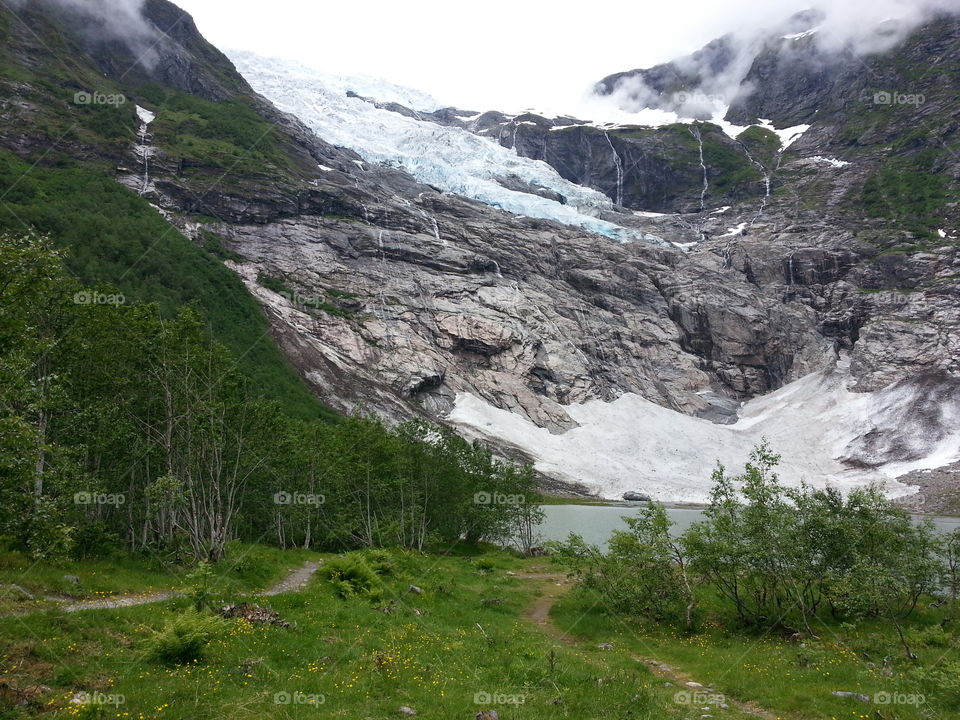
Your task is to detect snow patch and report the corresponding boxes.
[447,360,960,503]
[809,155,850,168]
[756,119,811,149]
[710,206,731,214]
[783,27,820,40]
[718,222,747,237]
[135,105,155,125]
[318,164,334,172]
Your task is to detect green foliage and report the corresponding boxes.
[358,548,408,576]
[1,549,672,720]
[474,557,496,573]
[200,230,245,262]
[75,101,136,141]
[564,440,948,654]
[320,554,386,601]
[70,522,122,559]
[550,503,695,625]
[136,86,297,178]
[0,156,332,420]
[185,562,217,611]
[256,272,289,294]
[909,660,960,708]
[736,125,782,168]
[862,150,950,237]
[143,610,227,665]
[0,232,541,564]
[700,137,764,196]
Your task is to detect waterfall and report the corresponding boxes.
[135,105,156,197]
[603,131,624,207]
[738,141,771,228]
[377,230,393,346]
[689,126,708,240]
[417,208,445,246]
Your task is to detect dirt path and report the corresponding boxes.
[261,560,322,596]
[513,570,574,642]
[60,590,180,612]
[4,560,323,615]
[515,569,778,720]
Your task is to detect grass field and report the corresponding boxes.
[0,546,956,719]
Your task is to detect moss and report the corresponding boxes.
[200,230,245,263]
[736,126,781,168]
[138,85,299,179]
[256,272,290,294]
[862,162,947,239]
[325,288,360,299]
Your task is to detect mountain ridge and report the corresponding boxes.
[0,0,957,504]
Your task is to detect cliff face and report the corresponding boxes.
[0,0,957,499]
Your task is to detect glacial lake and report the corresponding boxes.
[537,504,960,547]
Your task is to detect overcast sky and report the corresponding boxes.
[175,0,958,113]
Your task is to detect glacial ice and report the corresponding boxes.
[230,51,659,243]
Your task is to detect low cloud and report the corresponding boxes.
[599,0,960,116]
[11,0,162,69]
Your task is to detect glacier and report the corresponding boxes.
[230,51,659,243]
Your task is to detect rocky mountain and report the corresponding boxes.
[0,0,957,506]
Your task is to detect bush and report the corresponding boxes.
[910,660,960,707]
[185,561,218,611]
[474,557,496,573]
[143,611,226,664]
[550,504,695,627]
[320,555,386,601]
[359,548,398,576]
[908,624,956,649]
[70,523,122,559]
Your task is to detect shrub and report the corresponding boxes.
[474,557,496,573]
[70,523,122,559]
[185,561,218,611]
[320,555,386,601]
[910,660,960,707]
[143,611,226,664]
[359,548,398,576]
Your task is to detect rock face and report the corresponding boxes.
[358,104,766,214]
[1,0,958,499]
